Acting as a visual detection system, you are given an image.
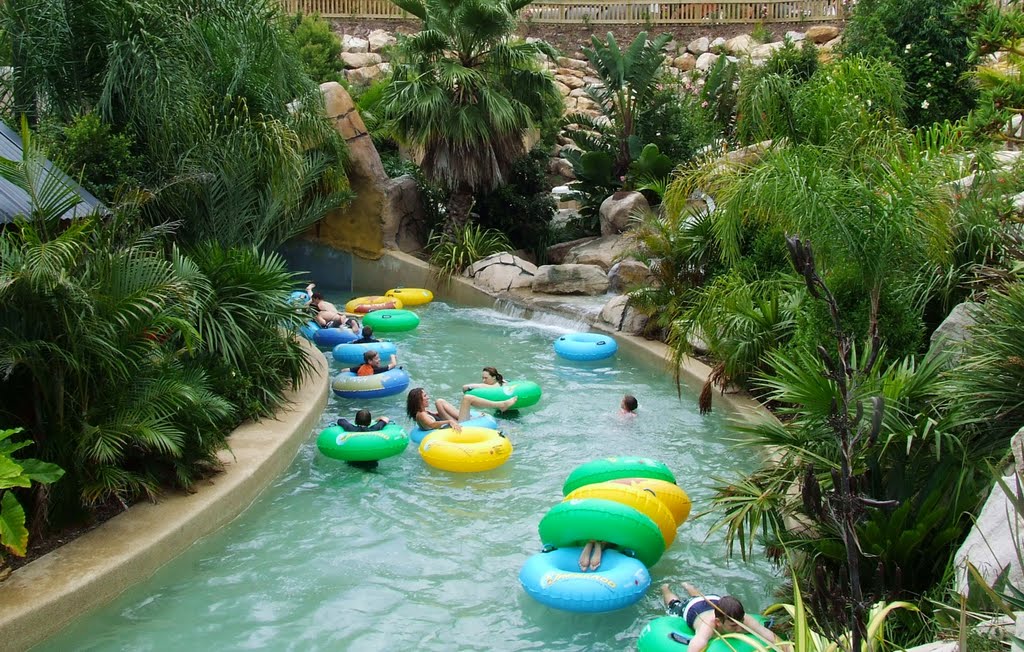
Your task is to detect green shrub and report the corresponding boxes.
[750,22,774,45]
[842,0,979,126]
[473,148,556,260]
[636,79,716,166]
[38,112,140,204]
[701,54,740,138]
[0,428,63,568]
[428,223,512,278]
[286,12,344,84]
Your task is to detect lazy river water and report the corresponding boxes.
[37,297,780,651]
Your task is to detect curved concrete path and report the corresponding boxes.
[0,338,329,651]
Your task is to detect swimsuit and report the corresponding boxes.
[668,595,723,629]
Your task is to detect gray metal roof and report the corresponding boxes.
[0,120,107,224]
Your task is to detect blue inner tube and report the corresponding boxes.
[288,290,309,305]
[409,413,498,445]
[332,341,398,365]
[299,320,319,342]
[314,326,358,349]
[332,368,411,399]
[554,332,618,361]
[519,547,651,613]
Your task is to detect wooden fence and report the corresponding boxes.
[279,0,845,23]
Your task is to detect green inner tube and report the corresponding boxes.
[562,457,677,495]
[467,380,542,409]
[638,615,770,652]
[316,423,409,462]
[538,498,666,568]
[362,309,420,333]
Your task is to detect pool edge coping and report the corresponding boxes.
[0,337,330,652]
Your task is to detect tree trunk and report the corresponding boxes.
[444,190,474,238]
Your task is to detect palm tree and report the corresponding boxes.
[382,0,561,235]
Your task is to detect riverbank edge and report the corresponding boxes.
[0,337,330,652]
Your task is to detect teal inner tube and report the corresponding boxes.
[562,457,677,495]
[538,498,666,568]
[316,423,409,462]
[637,615,770,652]
[362,309,420,333]
[466,380,542,409]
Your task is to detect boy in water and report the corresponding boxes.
[337,409,389,432]
[660,583,784,651]
[621,394,638,415]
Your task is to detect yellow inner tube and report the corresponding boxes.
[566,481,679,546]
[419,427,512,473]
[386,288,433,306]
[612,478,692,527]
[344,295,404,314]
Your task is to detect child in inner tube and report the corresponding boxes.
[462,366,505,392]
[659,583,786,651]
[349,350,398,376]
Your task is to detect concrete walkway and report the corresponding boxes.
[0,338,329,651]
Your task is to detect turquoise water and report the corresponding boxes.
[37,299,779,651]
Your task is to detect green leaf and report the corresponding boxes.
[0,491,29,557]
[0,456,30,490]
[17,458,65,485]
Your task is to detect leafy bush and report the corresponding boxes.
[473,148,556,260]
[750,22,774,45]
[0,429,63,571]
[285,12,344,84]
[37,113,140,204]
[635,79,716,167]
[428,223,512,278]
[700,54,740,138]
[842,0,979,127]
[2,0,351,249]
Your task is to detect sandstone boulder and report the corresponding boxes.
[465,253,538,292]
[673,53,697,71]
[341,35,369,53]
[954,474,1024,597]
[340,52,382,69]
[532,264,610,295]
[346,63,389,85]
[687,36,710,55]
[316,82,387,258]
[805,25,840,44]
[556,56,590,71]
[784,31,806,42]
[724,34,756,56]
[820,35,842,52]
[599,295,649,334]
[927,302,980,365]
[548,157,575,179]
[599,191,648,236]
[380,175,426,253]
[751,42,785,60]
[710,37,727,52]
[546,236,598,265]
[696,52,720,72]
[608,259,653,293]
[367,29,396,52]
[564,234,632,271]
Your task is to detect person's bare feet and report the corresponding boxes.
[661,583,676,604]
[588,542,603,570]
[579,541,594,571]
[499,396,518,412]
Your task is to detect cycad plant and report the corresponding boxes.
[428,222,512,279]
[382,0,561,235]
[563,31,672,179]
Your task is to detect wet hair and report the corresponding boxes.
[406,388,426,419]
[355,409,371,426]
[362,326,373,338]
[363,350,378,363]
[311,292,324,302]
[482,366,505,385]
[623,395,638,412]
[715,596,745,623]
